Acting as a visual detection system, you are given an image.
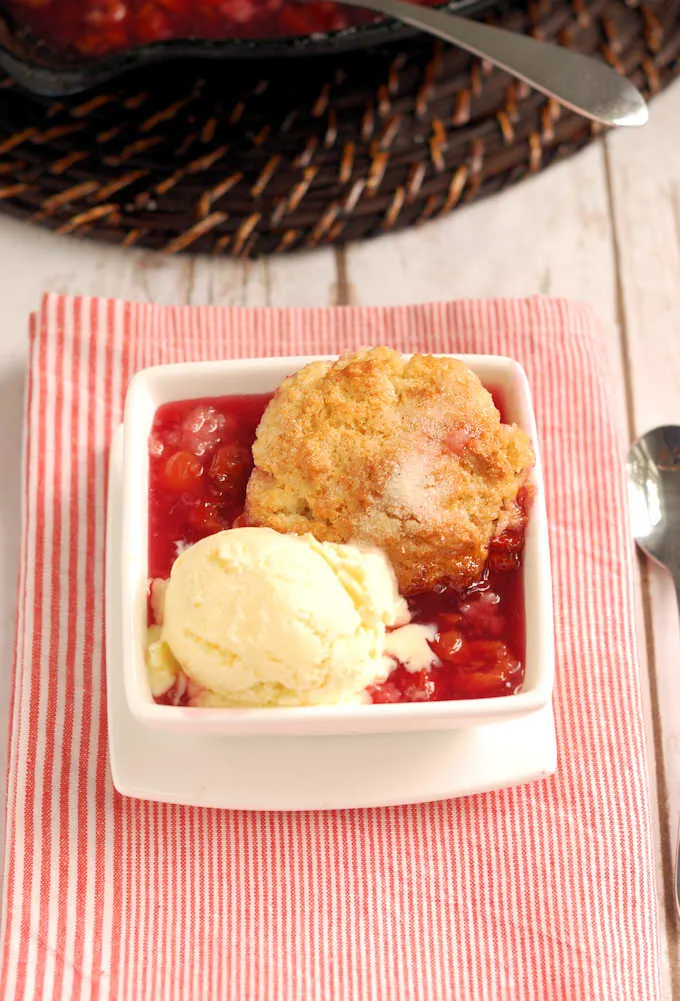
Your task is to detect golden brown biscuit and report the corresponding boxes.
[245,348,534,594]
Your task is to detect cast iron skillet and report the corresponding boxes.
[0,0,498,96]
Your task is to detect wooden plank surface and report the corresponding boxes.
[0,77,677,998]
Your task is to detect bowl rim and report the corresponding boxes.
[114,352,554,736]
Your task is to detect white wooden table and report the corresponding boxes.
[0,77,678,998]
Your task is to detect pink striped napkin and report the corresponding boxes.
[0,293,660,1001]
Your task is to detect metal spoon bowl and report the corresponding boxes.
[328,0,649,127]
[628,426,680,579]
[627,425,680,916]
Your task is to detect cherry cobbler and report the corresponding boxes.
[147,349,533,707]
[6,0,429,57]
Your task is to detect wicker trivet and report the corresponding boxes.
[0,0,678,257]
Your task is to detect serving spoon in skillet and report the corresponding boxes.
[311,0,648,127]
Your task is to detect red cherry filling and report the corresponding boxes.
[160,451,203,493]
[5,0,390,55]
[147,394,268,580]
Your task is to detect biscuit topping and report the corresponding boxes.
[245,347,534,594]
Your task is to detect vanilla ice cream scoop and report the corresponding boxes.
[153,527,409,707]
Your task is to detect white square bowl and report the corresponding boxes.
[113,354,554,737]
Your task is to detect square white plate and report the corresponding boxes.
[107,429,556,809]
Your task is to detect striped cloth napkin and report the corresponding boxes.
[0,293,660,1001]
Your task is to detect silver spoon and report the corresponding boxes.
[330,0,648,127]
[627,425,680,916]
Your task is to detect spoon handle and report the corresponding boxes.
[335,0,648,127]
[669,567,680,917]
